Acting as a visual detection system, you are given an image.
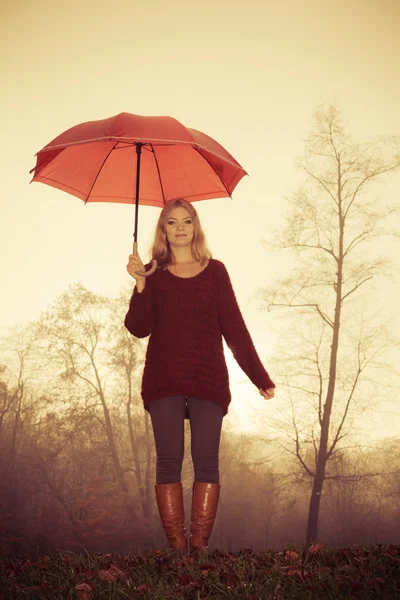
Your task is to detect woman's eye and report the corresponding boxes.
[167,220,192,225]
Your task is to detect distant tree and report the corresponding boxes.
[260,104,400,543]
[37,283,145,527]
[216,429,296,550]
[105,286,154,518]
[0,328,49,553]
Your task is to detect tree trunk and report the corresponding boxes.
[91,361,140,524]
[144,412,154,517]
[5,396,22,522]
[306,466,325,543]
[127,398,149,518]
[101,397,137,515]
[306,167,345,544]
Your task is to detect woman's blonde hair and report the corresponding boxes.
[150,199,212,268]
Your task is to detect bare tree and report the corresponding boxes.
[260,104,400,544]
[37,283,144,526]
[0,330,44,486]
[0,327,50,552]
[106,287,155,519]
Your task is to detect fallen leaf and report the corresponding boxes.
[136,583,152,592]
[98,569,117,582]
[284,550,299,562]
[308,543,323,554]
[287,568,304,580]
[109,564,127,580]
[98,564,126,582]
[75,582,94,600]
[179,574,195,588]
[146,548,164,557]
[200,563,215,571]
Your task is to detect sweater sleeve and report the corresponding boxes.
[217,263,275,390]
[124,268,156,338]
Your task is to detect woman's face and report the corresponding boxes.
[165,206,195,248]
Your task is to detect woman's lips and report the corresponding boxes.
[176,234,186,237]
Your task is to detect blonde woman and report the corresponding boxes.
[125,199,275,553]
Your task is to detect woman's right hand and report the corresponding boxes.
[126,253,146,284]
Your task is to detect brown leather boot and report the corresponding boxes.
[189,481,220,552]
[154,482,187,551]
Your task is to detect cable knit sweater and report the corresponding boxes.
[124,258,275,416]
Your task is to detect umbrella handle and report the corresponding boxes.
[132,242,158,277]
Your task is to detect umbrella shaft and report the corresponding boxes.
[134,142,142,243]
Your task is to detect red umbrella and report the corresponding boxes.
[30,112,247,276]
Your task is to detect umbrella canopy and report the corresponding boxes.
[30,112,247,206]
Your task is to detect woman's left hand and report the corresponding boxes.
[259,387,275,400]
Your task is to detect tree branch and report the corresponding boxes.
[302,166,339,206]
[282,241,339,262]
[341,276,373,302]
[271,302,334,328]
[325,470,400,481]
[344,163,400,218]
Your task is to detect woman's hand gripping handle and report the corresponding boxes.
[127,242,157,279]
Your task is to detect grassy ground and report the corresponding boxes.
[0,544,399,599]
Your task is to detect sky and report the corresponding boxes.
[1,0,399,437]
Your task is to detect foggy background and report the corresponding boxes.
[1,0,399,555]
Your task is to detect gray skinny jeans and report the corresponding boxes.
[148,395,224,485]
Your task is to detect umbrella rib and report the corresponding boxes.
[85,142,119,203]
[151,145,167,206]
[39,137,187,151]
[194,148,232,198]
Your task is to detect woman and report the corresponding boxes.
[125,199,275,553]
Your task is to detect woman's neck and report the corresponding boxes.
[170,249,198,265]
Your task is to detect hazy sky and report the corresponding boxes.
[1,0,399,436]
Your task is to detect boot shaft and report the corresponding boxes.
[190,481,220,551]
[155,482,187,551]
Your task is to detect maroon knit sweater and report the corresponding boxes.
[124,258,275,416]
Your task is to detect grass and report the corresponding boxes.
[0,544,399,599]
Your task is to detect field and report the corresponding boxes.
[1,543,399,599]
